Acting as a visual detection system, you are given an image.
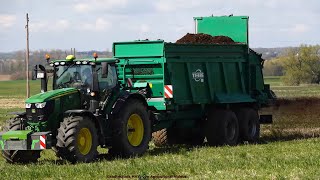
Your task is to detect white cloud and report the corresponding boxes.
[279,24,310,34]
[74,3,90,12]
[95,18,111,31]
[56,19,70,30]
[154,0,201,12]
[0,15,16,28]
[140,24,150,33]
[74,0,128,12]
[83,18,111,31]
[30,19,70,32]
[30,21,48,32]
[292,24,310,33]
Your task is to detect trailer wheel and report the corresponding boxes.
[110,99,151,157]
[152,128,181,146]
[152,127,204,147]
[56,116,98,163]
[206,109,239,146]
[234,108,260,143]
[1,117,40,163]
[186,127,205,146]
[152,129,170,147]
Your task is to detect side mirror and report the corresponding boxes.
[32,65,37,80]
[101,62,108,78]
[38,65,48,92]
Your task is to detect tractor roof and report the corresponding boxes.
[50,57,119,66]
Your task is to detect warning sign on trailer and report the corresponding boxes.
[164,85,173,98]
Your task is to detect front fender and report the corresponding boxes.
[64,109,106,145]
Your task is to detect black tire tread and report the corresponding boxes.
[234,108,260,143]
[110,99,151,157]
[55,116,98,163]
[206,109,239,146]
[152,129,168,147]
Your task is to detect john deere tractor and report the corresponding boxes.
[0,54,152,163]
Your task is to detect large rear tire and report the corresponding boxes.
[1,117,40,163]
[110,99,151,157]
[206,109,239,146]
[234,108,260,143]
[56,116,98,163]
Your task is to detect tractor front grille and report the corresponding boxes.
[26,101,54,122]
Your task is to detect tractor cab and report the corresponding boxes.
[43,54,120,111]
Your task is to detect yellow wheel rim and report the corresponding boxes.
[77,128,92,155]
[127,114,144,146]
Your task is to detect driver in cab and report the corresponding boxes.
[82,67,92,88]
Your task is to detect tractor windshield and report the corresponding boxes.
[54,65,93,90]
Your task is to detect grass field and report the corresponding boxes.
[0,79,319,179]
[264,76,320,98]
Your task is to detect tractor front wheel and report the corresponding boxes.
[56,116,98,163]
[1,117,40,163]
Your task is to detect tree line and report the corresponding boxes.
[263,45,320,85]
[1,45,320,85]
[0,49,112,80]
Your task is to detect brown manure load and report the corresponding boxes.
[176,33,237,44]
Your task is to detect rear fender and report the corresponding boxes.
[111,92,147,116]
[64,109,95,119]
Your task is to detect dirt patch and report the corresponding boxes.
[260,97,320,141]
[0,75,12,81]
[276,97,320,107]
[0,98,24,109]
[176,33,237,44]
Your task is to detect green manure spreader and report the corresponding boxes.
[0,16,274,163]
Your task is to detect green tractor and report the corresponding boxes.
[0,54,152,163]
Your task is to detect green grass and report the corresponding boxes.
[265,76,320,98]
[0,80,52,99]
[271,85,320,98]
[0,139,319,179]
[0,79,320,179]
[264,76,282,86]
[0,108,23,126]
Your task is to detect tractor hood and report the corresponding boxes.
[25,88,78,103]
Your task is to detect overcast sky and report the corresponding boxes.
[0,0,319,52]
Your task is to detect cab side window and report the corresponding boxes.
[97,64,117,90]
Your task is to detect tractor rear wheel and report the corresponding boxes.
[56,116,98,163]
[110,99,151,157]
[1,117,40,163]
[234,108,260,143]
[206,109,239,146]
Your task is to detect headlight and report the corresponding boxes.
[25,103,32,108]
[35,102,46,109]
